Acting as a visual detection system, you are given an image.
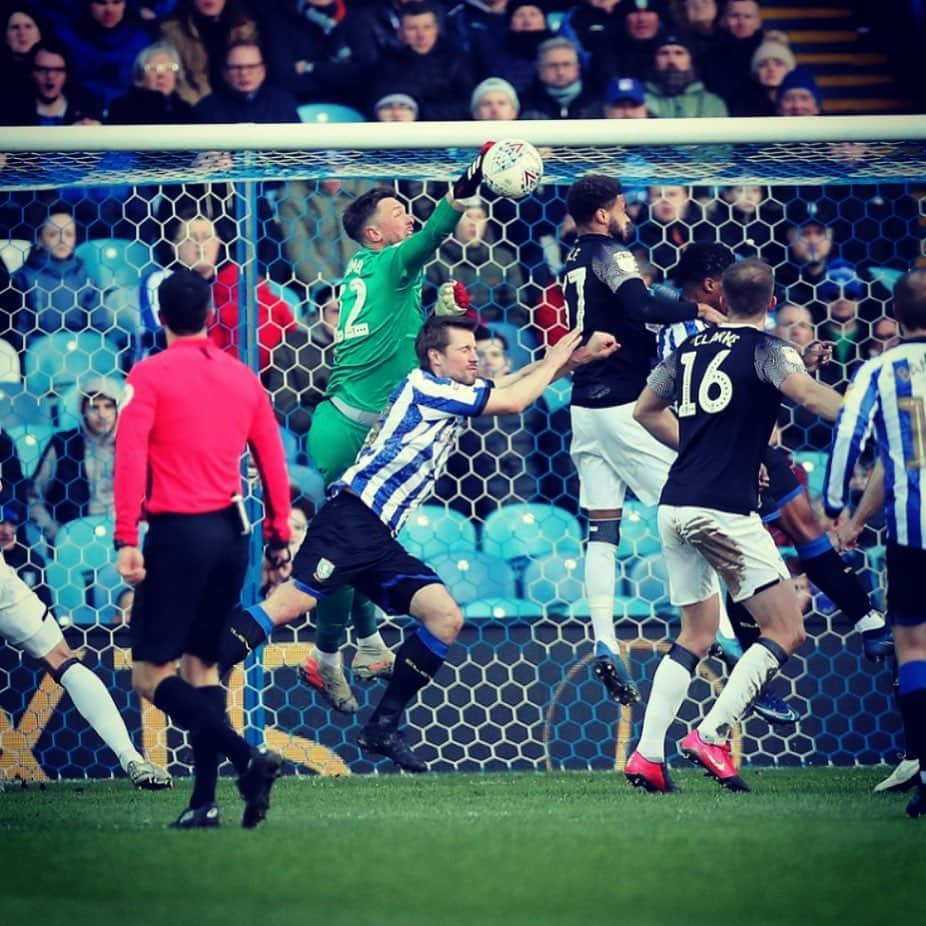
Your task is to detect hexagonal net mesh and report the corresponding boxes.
[0,121,920,781]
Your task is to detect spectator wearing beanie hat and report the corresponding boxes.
[488,2,553,94]
[777,65,823,115]
[620,0,671,78]
[557,0,627,92]
[374,91,419,122]
[729,29,796,116]
[471,77,520,120]
[644,32,728,118]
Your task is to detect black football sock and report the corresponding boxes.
[367,627,447,730]
[898,662,926,772]
[724,593,761,667]
[217,605,275,674]
[797,537,872,623]
[190,685,226,809]
[153,676,252,774]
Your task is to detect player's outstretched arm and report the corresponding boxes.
[633,386,679,450]
[834,458,885,552]
[491,331,619,388]
[779,371,843,421]
[482,329,583,415]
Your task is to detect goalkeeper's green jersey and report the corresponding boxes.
[325,197,460,414]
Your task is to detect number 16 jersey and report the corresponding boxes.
[646,324,806,514]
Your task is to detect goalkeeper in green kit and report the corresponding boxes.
[296,146,495,713]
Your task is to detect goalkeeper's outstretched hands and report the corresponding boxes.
[452,142,495,201]
[435,280,472,317]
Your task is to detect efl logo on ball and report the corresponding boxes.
[482,139,544,200]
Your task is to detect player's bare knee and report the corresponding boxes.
[426,604,464,644]
[779,501,821,545]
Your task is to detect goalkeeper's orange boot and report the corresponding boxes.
[625,750,680,793]
[352,645,396,680]
[299,652,359,713]
[680,729,750,792]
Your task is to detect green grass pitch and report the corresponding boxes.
[0,767,920,926]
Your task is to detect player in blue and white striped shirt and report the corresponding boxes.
[825,269,926,818]
[218,315,616,772]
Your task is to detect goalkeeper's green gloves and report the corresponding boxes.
[434,280,472,317]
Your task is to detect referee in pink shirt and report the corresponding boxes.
[115,268,292,829]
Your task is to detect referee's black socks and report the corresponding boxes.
[153,676,251,774]
[217,605,275,675]
[368,627,448,730]
[190,685,226,809]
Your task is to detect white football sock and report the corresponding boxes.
[357,631,386,653]
[636,654,692,762]
[699,643,780,743]
[585,541,618,652]
[59,662,141,770]
[314,647,341,667]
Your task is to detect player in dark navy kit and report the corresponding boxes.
[626,258,844,793]
[665,245,891,729]
[115,269,293,829]
[562,174,725,706]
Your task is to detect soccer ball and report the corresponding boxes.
[481,139,544,200]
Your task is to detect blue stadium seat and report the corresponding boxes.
[46,516,117,624]
[616,500,662,557]
[522,552,584,614]
[398,505,478,561]
[541,378,571,414]
[23,331,123,398]
[5,423,54,474]
[288,463,326,506]
[0,384,52,430]
[463,597,540,620]
[297,103,366,124]
[568,594,654,619]
[74,238,155,289]
[626,554,672,608]
[430,551,516,605]
[280,425,301,463]
[792,450,828,499]
[481,503,583,563]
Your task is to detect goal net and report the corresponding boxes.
[0,117,923,781]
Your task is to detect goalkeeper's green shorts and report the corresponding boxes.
[307,399,371,488]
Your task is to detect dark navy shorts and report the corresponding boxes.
[760,445,803,524]
[131,506,249,665]
[292,492,442,615]
[886,541,926,627]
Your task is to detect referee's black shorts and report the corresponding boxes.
[131,506,250,665]
[292,492,442,615]
[886,541,926,627]
[759,445,804,524]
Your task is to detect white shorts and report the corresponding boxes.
[0,556,62,659]
[570,403,676,510]
[658,505,790,606]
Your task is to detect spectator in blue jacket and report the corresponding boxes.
[10,204,107,352]
[61,0,154,116]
